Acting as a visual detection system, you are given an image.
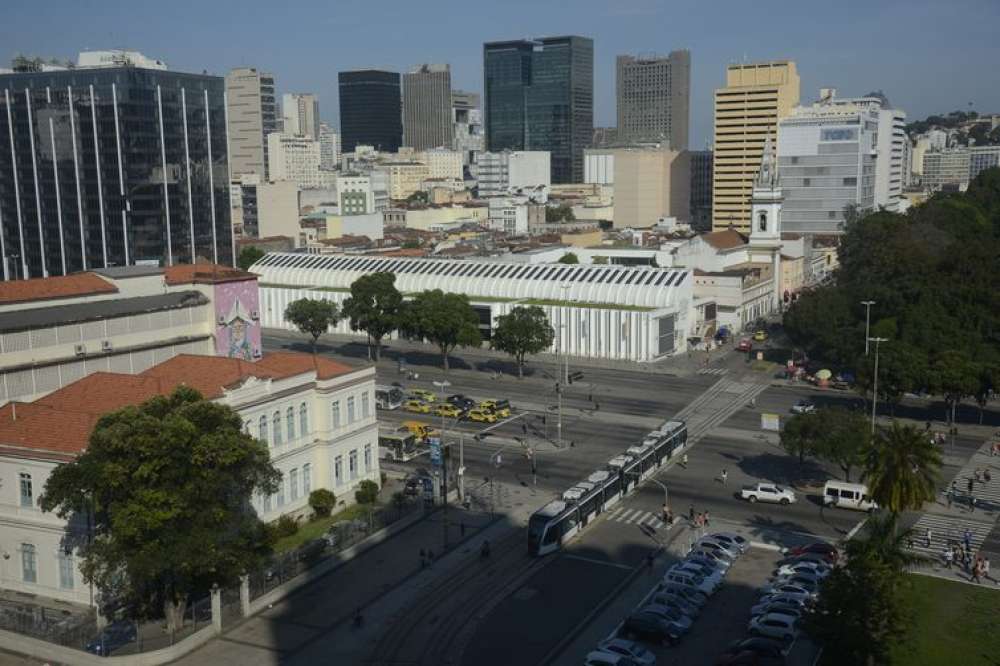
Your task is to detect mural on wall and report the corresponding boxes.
[214,279,262,360]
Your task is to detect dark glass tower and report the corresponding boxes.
[483,36,593,183]
[338,70,402,153]
[0,67,231,280]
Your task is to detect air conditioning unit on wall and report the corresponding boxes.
[102,340,114,352]
[74,344,86,356]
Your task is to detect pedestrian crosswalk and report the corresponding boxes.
[940,441,1000,508]
[697,367,728,376]
[907,513,993,558]
[605,507,667,530]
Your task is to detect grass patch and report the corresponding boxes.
[888,574,1000,665]
[273,502,379,553]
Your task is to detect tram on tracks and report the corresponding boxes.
[527,420,688,556]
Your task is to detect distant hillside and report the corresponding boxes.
[907,110,1000,146]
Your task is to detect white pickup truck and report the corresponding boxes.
[740,483,797,505]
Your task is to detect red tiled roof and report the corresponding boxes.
[164,263,256,285]
[0,352,358,457]
[0,272,118,305]
[701,230,748,250]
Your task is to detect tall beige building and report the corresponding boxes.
[283,93,320,139]
[403,64,453,151]
[226,67,278,180]
[616,51,690,150]
[613,147,690,229]
[712,61,799,232]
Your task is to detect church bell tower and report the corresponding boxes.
[748,136,783,311]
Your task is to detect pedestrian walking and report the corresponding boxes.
[704,511,711,528]
[964,529,973,553]
[968,477,975,494]
[925,528,933,549]
[688,504,695,524]
[662,503,670,524]
[946,488,953,508]
[985,468,992,483]
[666,509,674,525]
[720,469,728,484]
[943,547,953,568]
[682,453,689,468]
[970,495,977,513]
[972,558,983,584]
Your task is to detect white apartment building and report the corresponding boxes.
[420,148,464,180]
[282,93,320,139]
[478,151,551,197]
[0,351,377,607]
[584,149,615,185]
[319,122,341,170]
[268,133,323,189]
[922,148,971,191]
[488,198,530,235]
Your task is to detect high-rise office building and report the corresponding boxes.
[612,146,690,229]
[689,150,713,231]
[338,70,402,153]
[226,67,278,180]
[403,64,452,151]
[777,92,878,234]
[922,148,971,191]
[282,92,319,139]
[319,122,341,170]
[616,51,690,150]
[452,90,483,165]
[0,58,232,280]
[483,36,593,183]
[267,133,322,189]
[712,60,799,232]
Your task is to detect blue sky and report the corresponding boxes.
[5,0,999,147]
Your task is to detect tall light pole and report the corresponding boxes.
[432,380,450,548]
[560,284,571,384]
[868,337,889,435]
[861,301,876,355]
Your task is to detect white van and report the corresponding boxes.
[823,481,878,512]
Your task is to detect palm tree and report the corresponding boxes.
[862,422,942,518]
[845,513,928,570]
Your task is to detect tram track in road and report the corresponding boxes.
[365,526,551,666]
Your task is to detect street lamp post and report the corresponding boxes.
[650,479,669,518]
[861,301,876,355]
[560,284,571,384]
[868,337,889,435]
[432,380,450,548]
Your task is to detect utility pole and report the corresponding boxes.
[861,300,876,355]
[868,337,889,435]
[560,284,571,384]
[556,382,563,448]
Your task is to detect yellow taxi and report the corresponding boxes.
[409,389,437,403]
[478,399,511,418]
[400,420,438,441]
[404,399,431,414]
[753,330,769,342]
[434,403,463,418]
[468,409,498,424]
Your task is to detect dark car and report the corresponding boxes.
[298,538,327,563]
[786,542,839,563]
[619,611,680,647]
[446,394,476,411]
[720,636,788,660]
[85,620,137,656]
[716,650,785,665]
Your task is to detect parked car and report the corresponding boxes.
[404,399,431,414]
[749,612,798,642]
[658,582,709,608]
[708,532,749,555]
[740,483,797,505]
[85,620,137,656]
[752,603,804,622]
[786,542,839,563]
[758,582,816,601]
[750,594,806,616]
[715,650,786,666]
[737,338,753,352]
[596,638,658,666]
[686,550,732,574]
[619,611,681,647]
[774,561,831,579]
[584,650,642,666]
[670,562,724,590]
[298,538,327,563]
[409,389,437,402]
[433,403,463,418]
[790,399,815,414]
[638,603,693,633]
[662,569,716,596]
[776,552,833,568]
[649,591,700,618]
[696,536,742,559]
[716,637,788,664]
[767,573,823,592]
[689,545,736,569]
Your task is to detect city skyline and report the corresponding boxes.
[3,0,998,149]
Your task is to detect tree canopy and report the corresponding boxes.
[558,252,580,264]
[341,272,403,361]
[863,422,942,516]
[402,290,481,370]
[40,387,280,630]
[284,298,341,351]
[237,246,265,271]
[545,204,576,223]
[783,168,1000,416]
[491,306,555,378]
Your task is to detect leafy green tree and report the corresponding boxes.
[309,488,337,518]
[402,290,481,370]
[810,407,870,482]
[557,252,580,264]
[237,246,265,270]
[780,411,822,465]
[40,387,280,631]
[927,350,979,427]
[545,204,576,223]
[284,298,341,352]
[354,480,379,505]
[491,306,555,378]
[341,272,403,361]
[863,423,942,518]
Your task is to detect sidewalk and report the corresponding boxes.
[173,502,501,666]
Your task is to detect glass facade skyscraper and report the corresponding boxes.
[338,70,402,154]
[483,36,593,184]
[0,67,231,280]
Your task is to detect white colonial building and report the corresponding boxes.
[0,351,377,607]
[251,253,693,362]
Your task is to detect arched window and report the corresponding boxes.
[300,403,308,435]
[286,406,295,441]
[273,411,282,446]
[258,415,268,445]
[758,211,767,233]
